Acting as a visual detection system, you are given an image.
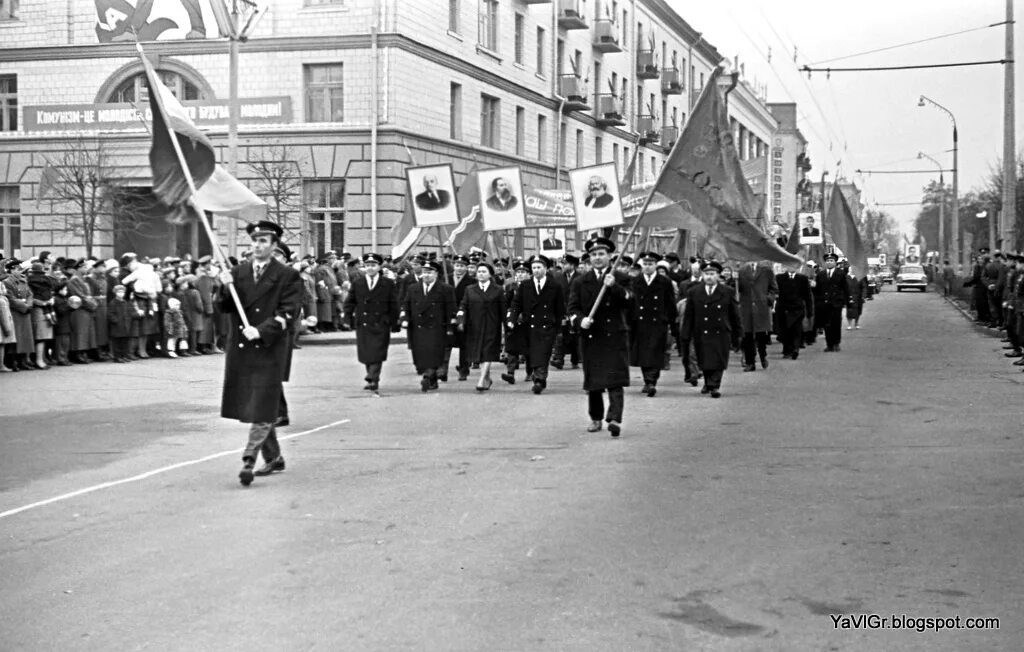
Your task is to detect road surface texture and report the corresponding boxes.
[1,287,1020,651]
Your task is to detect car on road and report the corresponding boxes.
[878,269,894,285]
[896,265,928,292]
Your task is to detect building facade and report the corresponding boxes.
[766,102,812,232]
[0,0,787,261]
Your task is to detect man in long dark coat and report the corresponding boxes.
[630,252,677,397]
[443,254,474,381]
[344,252,400,392]
[550,254,580,369]
[219,221,303,487]
[681,261,741,398]
[567,237,631,437]
[814,252,850,352]
[775,264,813,360]
[401,259,456,392]
[737,260,778,372]
[509,254,565,394]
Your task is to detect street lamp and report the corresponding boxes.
[918,95,959,270]
[917,151,944,262]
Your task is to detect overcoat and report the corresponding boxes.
[402,280,456,372]
[774,272,814,331]
[629,273,677,368]
[219,258,303,424]
[737,264,778,333]
[2,272,34,353]
[313,263,339,324]
[66,274,97,352]
[568,269,632,391]
[195,274,218,345]
[846,275,866,320]
[107,297,134,338]
[87,274,109,347]
[681,283,741,371]
[509,275,566,368]
[814,268,850,328]
[343,274,400,364]
[459,282,505,363]
[450,273,474,353]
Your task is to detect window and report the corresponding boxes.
[651,156,657,178]
[480,94,500,149]
[624,146,630,171]
[110,71,204,104]
[449,0,459,32]
[0,186,21,256]
[450,83,463,140]
[536,27,546,73]
[595,136,603,163]
[0,75,15,132]
[514,13,525,64]
[621,9,628,48]
[305,180,345,255]
[537,114,547,161]
[575,129,584,167]
[559,121,567,165]
[556,39,565,76]
[0,0,17,20]
[304,64,344,122]
[478,0,498,51]
[515,106,525,156]
[612,143,620,172]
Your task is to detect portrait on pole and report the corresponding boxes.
[407,163,460,228]
[477,166,527,232]
[568,162,624,232]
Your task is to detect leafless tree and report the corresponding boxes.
[247,144,303,240]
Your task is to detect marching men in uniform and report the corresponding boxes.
[737,260,778,372]
[567,237,631,437]
[401,259,457,392]
[508,254,566,395]
[814,252,850,352]
[218,221,303,486]
[629,251,678,397]
[680,260,741,398]
[343,252,400,392]
[774,263,814,360]
[445,254,475,381]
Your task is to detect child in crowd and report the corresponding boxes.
[163,296,188,359]
[108,284,133,363]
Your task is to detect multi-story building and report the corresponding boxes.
[0,0,785,261]
[766,102,812,232]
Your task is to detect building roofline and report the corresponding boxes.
[641,0,724,65]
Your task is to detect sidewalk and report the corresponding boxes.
[297,330,407,347]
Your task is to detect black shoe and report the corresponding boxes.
[571,363,580,369]
[531,381,543,394]
[274,416,290,427]
[710,390,721,399]
[437,374,448,383]
[421,377,431,392]
[791,352,799,360]
[500,372,515,384]
[689,379,699,387]
[641,383,653,395]
[700,386,711,394]
[551,359,564,370]
[239,462,255,486]
[586,420,602,432]
[363,382,373,390]
[457,372,469,381]
[834,345,841,352]
[253,456,285,477]
[1007,351,1024,357]
[429,379,439,391]
[647,386,656,397]
[760,355,768,369]
[607,421,621,437]
[1014,358,1024,366]
[742,364,756,372]
[824,347,834,353]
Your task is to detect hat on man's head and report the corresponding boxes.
[562,253,580,266]
[363,252,384,265]
[527,254,551,268]
[618,254,634,266]
[512,260,528,272]
[246,220,283,239]
[3,258,21,271]
[197,254,212,265]
[452,254,470,266]
[701,260,724,273]
[664,252,680,263]
[274,242,293,261]
[822,252,839,262]
[584,236,616,254]
[580,252,591,263]
[638,251,662,263]
[656,260,671,270]
[979,247,990,255]
[422,260,443,273]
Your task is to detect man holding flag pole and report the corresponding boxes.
[137,43,301,487]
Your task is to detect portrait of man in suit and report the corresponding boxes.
[541,228,564,251]
[415,174,451,211]
[584,176,615,209]
[485,177,518,212]
[800,214,822,245]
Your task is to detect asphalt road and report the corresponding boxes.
[1,286,1021,651]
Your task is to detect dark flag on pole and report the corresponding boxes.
[827,186,867,272]
[138,46,216,207]
[641,68,802,265]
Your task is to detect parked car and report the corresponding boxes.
[878,269,894,285]
[896,265,928,292]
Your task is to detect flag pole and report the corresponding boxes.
[136,43,250,330]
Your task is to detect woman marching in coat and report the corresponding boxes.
[458,261,506,392]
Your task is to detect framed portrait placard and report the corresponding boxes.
[798,211,823,246]
[568,162,625,232]
[476,166,527,232]
[539,227,566,258]
[406,163,460,228]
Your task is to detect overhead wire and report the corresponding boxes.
[807,20,1009,66]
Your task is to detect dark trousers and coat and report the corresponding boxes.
[680,283,741,392]
[402,281,456,384]
[774,272,814,358]
[629,273,678,387]
[458,283,506,363]
[343,274,400,384]
[509,275,566,385]
[737,264,778,367]
[814,268,850,349]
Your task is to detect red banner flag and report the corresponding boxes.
[827,186,867,272]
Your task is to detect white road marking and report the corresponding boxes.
[0,419,351,520]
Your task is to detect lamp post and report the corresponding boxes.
[918,95,959,268]
[918,152,944,262]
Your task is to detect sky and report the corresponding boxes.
[672,0,1023,238]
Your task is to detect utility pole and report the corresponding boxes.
[919,152,944,261]
[1003,0,1016,249]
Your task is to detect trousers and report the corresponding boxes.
[364,361,383,382]
[244,422,280,463]
[741,331,770,365]
[640,366,661,386]
[703,369,724,390]
[588,387,624,423]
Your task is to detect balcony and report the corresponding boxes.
[560,74,591,111]
[593,19,622,53]
[797,152,812,172]
[595,94,625,126]
[636,50,659,79]
[637,116,660,143]
[661,125,679,152]
[557,0,588,30]
[661,68,683,94]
